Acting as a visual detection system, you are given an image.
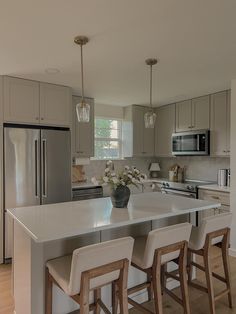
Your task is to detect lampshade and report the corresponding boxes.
[149,162,160,171]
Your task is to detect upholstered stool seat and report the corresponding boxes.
[45,237,134,314]
[188,212,233,314]
[127,223,192,314]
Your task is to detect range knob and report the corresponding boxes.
[187,185,194,191]
[165,182,170,188]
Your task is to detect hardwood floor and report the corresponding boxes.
[0,264,14,314]
[0,247,235,314]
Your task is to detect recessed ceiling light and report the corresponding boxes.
[45,68,60,74]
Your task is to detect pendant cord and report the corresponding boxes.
[150,64,153,109]
[80,44,84,102]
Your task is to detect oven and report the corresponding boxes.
[172,130,210,156]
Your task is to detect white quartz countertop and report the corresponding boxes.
[7,192,221,243]
[198,184,230,193]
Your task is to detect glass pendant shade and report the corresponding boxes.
[76,101,90,122]
[144,110,157,128]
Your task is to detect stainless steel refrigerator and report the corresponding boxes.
[4,125,71,260]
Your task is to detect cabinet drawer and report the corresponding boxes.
[198,189,230,206]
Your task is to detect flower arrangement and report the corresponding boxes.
[91,161,147,190]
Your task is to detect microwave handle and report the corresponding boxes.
[197,134,200,151]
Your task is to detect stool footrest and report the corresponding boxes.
[128,282,151,295]
[128,297,154,314]
[214,289,230,302]
[164,287,183,306]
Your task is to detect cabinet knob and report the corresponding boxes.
[188,126,192,128]
[35,117,39,120]
[41,117,44,121]
[223,150,226,153]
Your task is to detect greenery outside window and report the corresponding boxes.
[94,118,122,159]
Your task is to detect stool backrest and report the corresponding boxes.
[143,223,192,269]
[191,212,232,250]
[68,237,134,295]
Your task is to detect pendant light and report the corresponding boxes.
[74,35,90,122]
[144,58,158,128]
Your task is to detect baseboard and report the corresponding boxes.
[229,248,236,257]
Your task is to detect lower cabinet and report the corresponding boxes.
[198,188,230,220]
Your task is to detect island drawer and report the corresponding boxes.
[198,189,230,206]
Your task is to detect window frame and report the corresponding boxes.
[93,117,123,160]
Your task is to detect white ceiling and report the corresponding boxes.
[1,0,236,107]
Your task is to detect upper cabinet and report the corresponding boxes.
[210,91,230,157]
[3,76,40,124]
[155,104,175,157]
[123,105,155,157]
[176,100,192,132]
[191,95,210,130]
[176,96,210,132]
[40,83,71,127]
[72,96,94,158]
[3,76,71,127]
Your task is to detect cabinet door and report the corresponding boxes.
[40,83,71,127]
[74,96,94,157]
[192,95,210,130]
[176,100,192,132]
[132,106,144,156]
[0,76,3,125]
[143,107,155,156]
[155,104,175,156]
[3,76,40,124]
[210,91,227,156]
[226,90,231,155]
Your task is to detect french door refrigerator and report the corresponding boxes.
[4,124,71,260]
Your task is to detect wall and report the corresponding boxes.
[95,103,123,119]
[157,156,230,182]
[230,81,236,255]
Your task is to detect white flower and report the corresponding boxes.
[134,169,140,174]
[141,173,147,180]
[102,182,108,186]
[128,174,133,179]
[104,168,110,173]
[111,172,116,177]
[91,177,98,185]
[124,165,129,170]
[112,177,119,184]
[139,177,144,183]
[121,181,126,186]
[107,160,113,165]
[132,178,137,183]
[103,176,109,183]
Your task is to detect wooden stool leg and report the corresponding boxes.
[222,233,233,308]
[152,253,163,314]
[187,250,193,283]
[80,272,90,314]
[112,282,118,314]
[147,270,153,301]
[161,264,167,295]
[204,246,216,314]
[94,288,101,314]
[118,260,129,314]
[179,244,191,314]
[45,268,53,314]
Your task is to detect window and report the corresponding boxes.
[94,118,122,159]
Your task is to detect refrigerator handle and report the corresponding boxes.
[34,140,39,198]
[42,139,48,198]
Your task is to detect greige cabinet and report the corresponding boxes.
[72,96,94,157]
[191,95,210,130]
[155,104,175,157]
[3,76,40,124]
[123,105,154,157]
[210,91,230,156]
[40,83,71,127]
[176,96,209,132]
[198,188,230,219]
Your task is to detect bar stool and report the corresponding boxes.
[188,212,233,314]
[125,223,192,314]
[45,237,134,314]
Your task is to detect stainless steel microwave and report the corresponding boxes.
[172,130,210,156]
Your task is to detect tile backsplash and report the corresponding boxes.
[73,156,230,184]
[157,157,230,182]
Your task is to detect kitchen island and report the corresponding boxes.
[8,192,220,314]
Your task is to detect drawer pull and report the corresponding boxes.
[211,196,220,200]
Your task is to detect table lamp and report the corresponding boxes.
[149,162,160,178]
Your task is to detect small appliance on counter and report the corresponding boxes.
[149,162,160,178]
[217,169,230,187]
